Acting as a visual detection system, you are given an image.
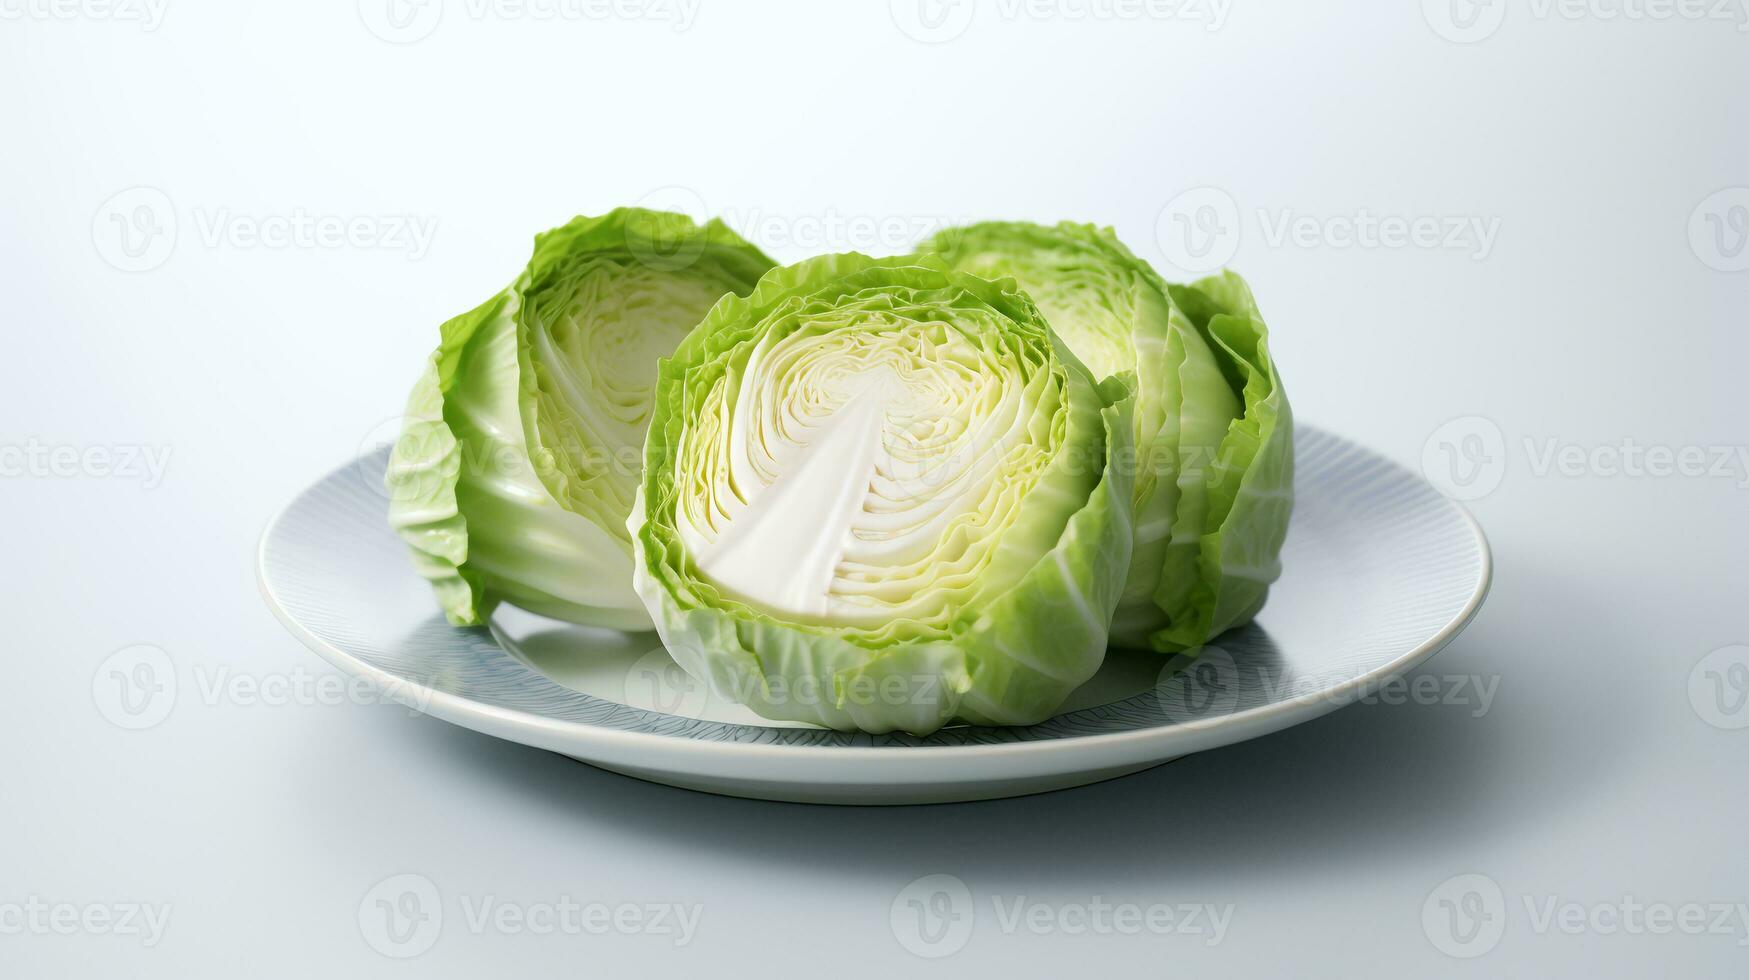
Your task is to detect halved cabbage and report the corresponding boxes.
[386,210,774,627]
[925,222,1292,652]
[627,252,1137,734]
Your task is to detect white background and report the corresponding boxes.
[3,0,1747,975]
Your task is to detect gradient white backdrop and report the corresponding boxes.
[2,1,1746,976]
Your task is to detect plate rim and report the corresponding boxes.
[257,425,1492,763]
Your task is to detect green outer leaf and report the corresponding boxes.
[628,252,1137,734]
[1150,272,1294,652]
[386,210,773,629]
[384,293,503,625]
[1144,298,1241,649]
[923,224,1292,654]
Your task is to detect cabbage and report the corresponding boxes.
[925,222,1292,652]
[626,252,1138,734]
[385,210,774,628]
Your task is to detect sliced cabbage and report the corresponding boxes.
[926,222,1292,652]
[627,252,1137,734]
[385,209,774,627]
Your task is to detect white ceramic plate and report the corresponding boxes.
[258,425,1490,805]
